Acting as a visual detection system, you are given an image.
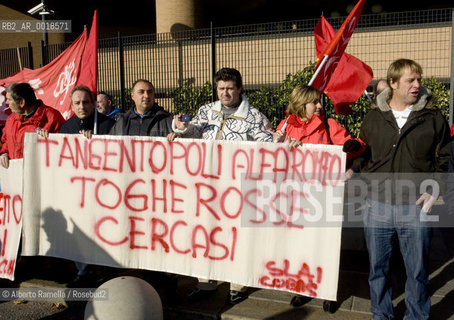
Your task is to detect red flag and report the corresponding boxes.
[76,10,98,95]
[315,15,373,115]
[314,16,335,55]
[311,0,366,95]
[0,11,98,121]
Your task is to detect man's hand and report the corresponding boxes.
[167,132,180,141]
[0,153,9,169]
[79,130,93,139]
[174,114,189,131]
[344,168,354,181]
[416,192,436,213]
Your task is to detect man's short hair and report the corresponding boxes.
[214,68,243,92]
[70,85,95,103]
[97,91,112,101]
[131,79,154,92]
[387,59,423,85]
[6,83,37,106]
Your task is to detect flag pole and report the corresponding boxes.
[273,117,289,142]
[280,118,289,131]
[94,110,98,135]
[16,48,23,71]
[365,90,373,103]
[308,55,328,86]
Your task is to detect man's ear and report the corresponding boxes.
[19,98,26,108]
[389,79,398,90]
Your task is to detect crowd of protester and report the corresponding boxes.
[0,59,452,319]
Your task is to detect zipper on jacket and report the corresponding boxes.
[216,114,243,140]
[216,118,226,140]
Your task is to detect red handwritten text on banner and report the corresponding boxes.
[21,134,345,300]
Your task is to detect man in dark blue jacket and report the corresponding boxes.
[109,79,172,137]
[60,85,115,136]
[108,79,177,292]
[59,85,115,286]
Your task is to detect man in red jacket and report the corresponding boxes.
[0,82,65,168]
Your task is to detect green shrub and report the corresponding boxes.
[246,62,317,128]
[246,87,283,129]
[246,62,373,136]
[168,66,450,136]
[170,81,212,116]
[422,77,450,120]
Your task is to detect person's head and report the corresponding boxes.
[6,82,37,115]
[214,68,243,108]
[387,59,423,107]
[131,79,155,114]
[70,85,96,119]
[97,91,113,115]
[287,85,323,121]
[373,79,389,98]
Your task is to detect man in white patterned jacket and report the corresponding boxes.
[167,67,273,304]
[168,67,273,143]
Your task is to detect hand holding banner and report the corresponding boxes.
[18,134,346,301]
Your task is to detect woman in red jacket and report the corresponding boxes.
[274,84,365,165]
[274,84,365,309]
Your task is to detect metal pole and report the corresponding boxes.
[41,10,48,47]
[27,42,33,69]
[178,41,183,88]
[40,40,46,66]
[210,21,216,102]
[308,55,328,86]
[40,0,48,65]
[118,32,126,110]
[449,8,454,126]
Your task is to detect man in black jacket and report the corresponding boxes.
[354,59,450,320]
[109,79,172,137]
[59,85,115,286]
[108,79,177,292]
[60,85,115,136]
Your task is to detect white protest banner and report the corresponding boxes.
[0,160,23,280]
[21,133,345,300]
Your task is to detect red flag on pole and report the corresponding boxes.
[310,0,366,94]
[315,15,373,115]
[314,15,336,53]
[0,11,98,121]
[76,10,98,95]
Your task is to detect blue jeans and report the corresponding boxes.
[363,199,431,320]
